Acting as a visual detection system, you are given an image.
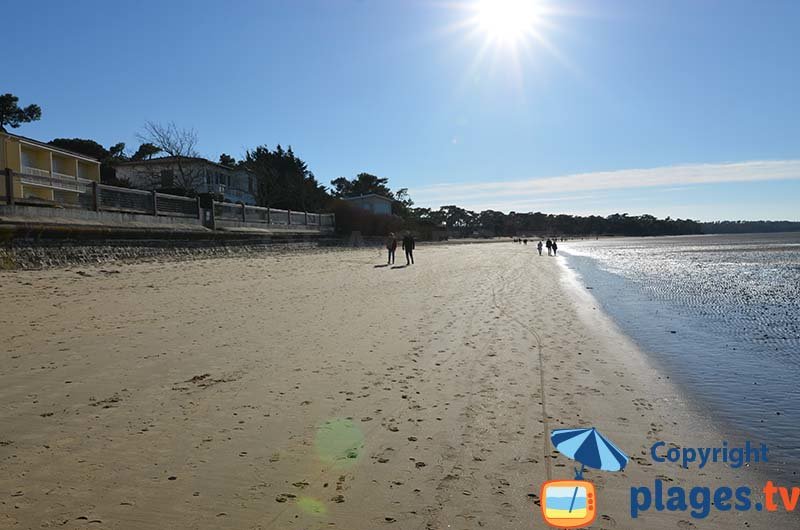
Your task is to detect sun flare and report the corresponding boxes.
[443,0,570,92]
[475,0,543,47]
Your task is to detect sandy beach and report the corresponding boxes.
[0,243,791,529]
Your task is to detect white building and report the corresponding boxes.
[115,156,257,205]
[343,194,394,216]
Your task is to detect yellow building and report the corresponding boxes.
[1,131,101,205]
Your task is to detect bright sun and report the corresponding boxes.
[475,0,543,46]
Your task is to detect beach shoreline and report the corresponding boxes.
[559,234,800,480]
[0,243,793,529]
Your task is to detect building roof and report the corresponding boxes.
[1,130,100,163]
[115,155,247,172]
[342,193,394,203]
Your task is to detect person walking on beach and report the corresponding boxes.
[552,240,558,256]
[537,241,543,256]
[386,232,397,264]
[402,232,415,265]
[546,239,552,256]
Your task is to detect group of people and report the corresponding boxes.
[382,232,560,265]
[538,238,558,256]
[385,232,415,265]
[517,237,558,256]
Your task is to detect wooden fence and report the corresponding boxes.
[212,202,335,229]
[2,168,334,231]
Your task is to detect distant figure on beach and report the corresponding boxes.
[546,239,552,256]
[402,232,415,265]
[552,240,558,256]
[386,232,397,264]
[537,241,543,255]
[523,239,528,245]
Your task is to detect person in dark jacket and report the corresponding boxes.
[386,232,397,264]
[402,232,415,265]
[546,239,552,256]
[552,240,558,256]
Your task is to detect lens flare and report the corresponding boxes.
[313,418,364,467]
[297,496,327,516]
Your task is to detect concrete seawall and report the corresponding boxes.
[0,237,335,269]
[0,205,336,269]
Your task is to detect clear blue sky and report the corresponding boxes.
[6,0,799,220]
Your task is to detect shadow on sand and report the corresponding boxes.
[374,264,389,268]
[390,265,408,270]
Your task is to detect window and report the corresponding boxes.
[160,169,174,187]
[77,163,91,179]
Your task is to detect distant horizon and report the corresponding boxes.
[6,0,799,221]
[409,159,800,222]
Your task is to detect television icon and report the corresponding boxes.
[540,480,596,528]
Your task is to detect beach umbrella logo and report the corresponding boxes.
[551,427,629,478]
[539,427,629,528]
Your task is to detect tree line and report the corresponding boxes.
[4,91,796,238]
[402,208,703,238]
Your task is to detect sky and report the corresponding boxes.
[5,0,799,221]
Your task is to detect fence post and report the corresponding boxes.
[196,197,202,220]
[92,181,100,211]
[4,168,14,206]
[304,211,308,226]
[267,207,271,224]
[287,209,291,225]
[241,203,246,222]
[152,190,159,216]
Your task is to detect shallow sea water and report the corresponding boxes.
[561,232,800,475]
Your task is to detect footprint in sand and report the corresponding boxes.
[632,398,654,412]
[599,514,616,527]
[648,422,664,437]
[275,493,297,503]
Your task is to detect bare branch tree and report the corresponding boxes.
[137,121,203,191]
[138,121,198,158]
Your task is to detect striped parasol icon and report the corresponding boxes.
[550,427,629,480]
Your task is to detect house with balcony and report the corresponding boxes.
[114,156,257,205]
[1,131,101,205]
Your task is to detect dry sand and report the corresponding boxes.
[0,243,792,529]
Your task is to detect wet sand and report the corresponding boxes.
[562,233,800,475]
[0,244,790,529]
